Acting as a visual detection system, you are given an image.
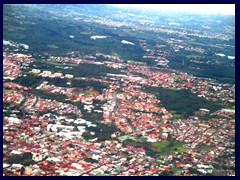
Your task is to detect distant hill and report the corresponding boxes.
[3,4,235,84]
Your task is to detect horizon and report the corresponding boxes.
[112,4,235,15]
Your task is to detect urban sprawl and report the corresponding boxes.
[3,42,235,176]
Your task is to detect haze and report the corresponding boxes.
[113,4,235,15]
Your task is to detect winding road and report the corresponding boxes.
[112,90,136,133]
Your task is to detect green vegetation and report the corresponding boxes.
[122,136,187,158]
[13,75,67,89]
[31,60,125,78]
[142,86,222,118]
[29,89,68,102]
[14,64,108,94]
[83,123,120,142]
[168,53,235,84]
[172,114,182,120]
[118,135,143,142]
[42,60,78,67]
[3,89,16,93]
[3,5,145,60]
[3,102,12,109]
[47,77,69,87]
[186,54,203,59]
[47,44,59,49]
[85,157,98,164]
[196,145,215,152]
[81,90,97,97]
[71,79,108,93]
[152,140,169,150]
[13,74,43,88]
[3,5,235,86]
[6,152,36,166]
[68,63,124,77]
[111,52,121,58]
[152,140,186,156]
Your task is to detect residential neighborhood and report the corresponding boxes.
[3,50,235,176]
[3,4,235,176]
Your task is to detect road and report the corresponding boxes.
[112,90,136,133]
[197,123,225,163]
[19,92,27,119]
[110,89,161,138]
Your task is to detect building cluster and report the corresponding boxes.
[121,64,235,105]
[3,50,235,176]
[89,15,232,42]
[22,93,82,116]
[36,81,74,96]
[101,85,171,141]
[4,82,30,91]
[35,81,101,111]
[96,53,124,63]
[3,53,34,80]
[3,91,24,105]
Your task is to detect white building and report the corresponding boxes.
[31,69,41,74]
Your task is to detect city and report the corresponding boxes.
[3,4,235,176]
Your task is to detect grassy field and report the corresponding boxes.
[196,145,215,152]
[152,140,187,156]
[47,44,59,49]
[152,140,169,150]
[82,90,98,97]
[186,55,203,59]
[3,89,16,93]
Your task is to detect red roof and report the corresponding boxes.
[87,145,96,149]
[67,165,76,170]
[137,148,145,152]
[61,141,70,146]
[146,168,157,172]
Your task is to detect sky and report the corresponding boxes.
[113,4,235,15]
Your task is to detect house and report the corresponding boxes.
[42,71,52,76]
[53,72,63,77]
[65,74,73,79]
[31,69,41,74]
